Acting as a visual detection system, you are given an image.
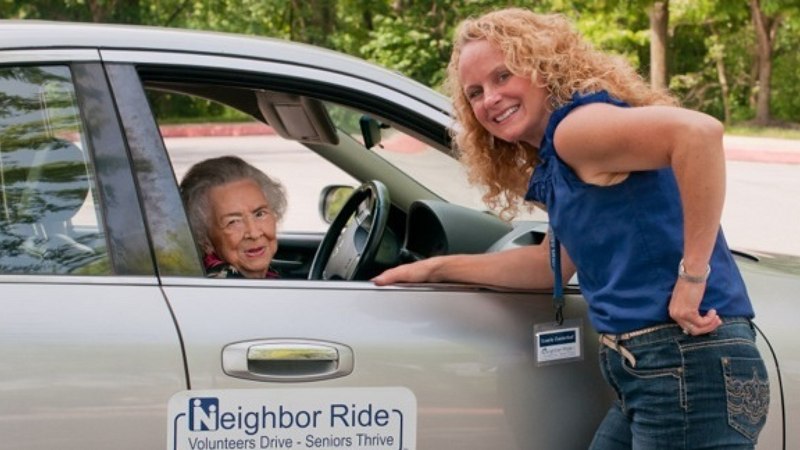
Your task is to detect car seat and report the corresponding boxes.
[13,138,95,272]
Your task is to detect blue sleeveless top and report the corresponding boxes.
[525,91,753,333]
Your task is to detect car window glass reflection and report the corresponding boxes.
[0,65,109,275]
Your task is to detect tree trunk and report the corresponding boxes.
[362,10,374,31]
[749,0,777,125]
[715,54,731,125]
[313,2,335,46]
[86,0,114,22]
[163,0,191,26]
[86,0,140,23]
[708,28,731,125]
[649,1,669,91]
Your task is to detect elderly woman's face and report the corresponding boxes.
[206,179,278,278]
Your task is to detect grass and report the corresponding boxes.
[726,123,800,140]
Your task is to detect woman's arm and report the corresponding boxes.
[554,103,725,334]
[372,233,576,290]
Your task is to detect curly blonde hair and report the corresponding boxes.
[446,8,677,219]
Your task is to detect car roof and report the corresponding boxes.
[0,20,451,114]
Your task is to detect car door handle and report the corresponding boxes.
[222,339,354,382]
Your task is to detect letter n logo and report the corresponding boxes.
[188,397,219,431]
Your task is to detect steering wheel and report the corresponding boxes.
[309,180,390,280]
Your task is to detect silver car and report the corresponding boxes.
[0,21,796,450]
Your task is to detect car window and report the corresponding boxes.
[149,88,546,238]
[147,90,357,234]
[0,65,109,275]
[325,103,486,209]
[325,103,548,222]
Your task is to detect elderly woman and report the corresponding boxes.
[180,156,287,279]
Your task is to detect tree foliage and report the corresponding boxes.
[2,0,797,125]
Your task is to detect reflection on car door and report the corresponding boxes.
[0,60,185,449]
[162,281,611,449]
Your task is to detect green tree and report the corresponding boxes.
[359,1,495,88]
[770,11,800,122]
[750,0,778,125]
[2,0,144,22]
[749,0,798,124]
[1,0,797,125]
[668,1,751,124]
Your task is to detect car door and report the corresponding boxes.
[0,56,186,449]
[103,49,614,450]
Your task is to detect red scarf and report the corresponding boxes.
[203,252,279,279]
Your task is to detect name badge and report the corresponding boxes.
[533,318,584,366]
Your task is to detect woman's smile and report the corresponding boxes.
[494,105,520,123]
[244,246,266,257]
[458,39,550,145]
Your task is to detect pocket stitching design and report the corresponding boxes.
[723,357,770,442]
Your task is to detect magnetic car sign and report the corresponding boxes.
[167,387,417,450]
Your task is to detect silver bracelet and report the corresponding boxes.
[678,258,711,283]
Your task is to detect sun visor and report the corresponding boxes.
[256,91,339,145]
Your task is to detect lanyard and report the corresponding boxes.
[548,227,565,325]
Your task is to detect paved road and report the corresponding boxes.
[721,136,800,256]
[724,135,800,164]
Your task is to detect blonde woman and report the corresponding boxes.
[374,8,769,449]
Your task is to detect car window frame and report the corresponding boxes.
[71,62,156,276]
[102,55,459,280]
[104,62,204,278]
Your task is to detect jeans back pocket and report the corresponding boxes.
[722,356,770,442]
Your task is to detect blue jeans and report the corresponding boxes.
[590,317,770,450]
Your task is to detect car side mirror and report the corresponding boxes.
[319,185,355,224]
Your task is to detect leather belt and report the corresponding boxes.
[597,323,678,368]
[608,323,678,341]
